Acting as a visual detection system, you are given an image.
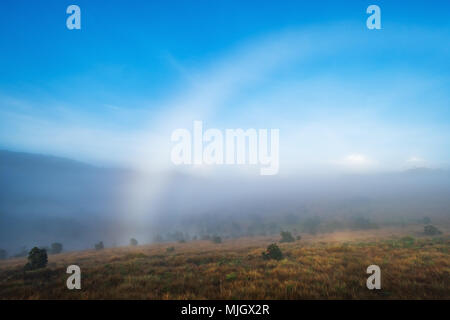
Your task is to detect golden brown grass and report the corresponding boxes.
[0,227,449,299]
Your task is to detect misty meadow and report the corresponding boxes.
[0,150,449,299]
[0,0,449,300]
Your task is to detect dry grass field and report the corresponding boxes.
[0,226,449,299]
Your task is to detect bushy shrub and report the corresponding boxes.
[262,243,283,261]
[296,235,302,241]
[166,246,175,253]
[130,238,138,246]
[0,249,6,260]
[424,225,442,236]
[95,241,104,250]
[24,247,47,270]
[280,231,295,243]
[212,236,222,244]
[50,242,63,254]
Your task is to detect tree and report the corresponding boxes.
[262,243,283,261]
[95,241,104,250]
[130,238,138,246]
[24,247,47,270]
[50,242,63,254]
[280,231,295,243]
[424,225,442,236]
[0,249,6,260]
[212,235,222,244]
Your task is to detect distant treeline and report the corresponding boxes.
[0,214,443,259]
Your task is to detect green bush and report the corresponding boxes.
[262,243,283,261]
[130,238,138,246]
[424,225,442,236]
[166,246,175,253]
[280,231,295,243]
[24,247,47,270]
[50,242,63,254]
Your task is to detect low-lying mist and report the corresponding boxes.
[1,150,449,257]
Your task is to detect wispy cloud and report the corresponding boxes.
[0,24,449,175]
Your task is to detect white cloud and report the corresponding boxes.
[345,154,369,165]
[406,156,427,167]
[331,154,377,171]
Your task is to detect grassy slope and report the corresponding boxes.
[0,226,449,299]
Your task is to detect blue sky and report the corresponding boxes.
[0,0,449,174]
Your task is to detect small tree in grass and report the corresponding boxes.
[95,241,104,250]
[0,249,6,260]
[424,225,442,236]
[130,238,138,246]
[24,247,47,270]
[212,235,222,244]
[262,243,283,261]
[280,231,295,243]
